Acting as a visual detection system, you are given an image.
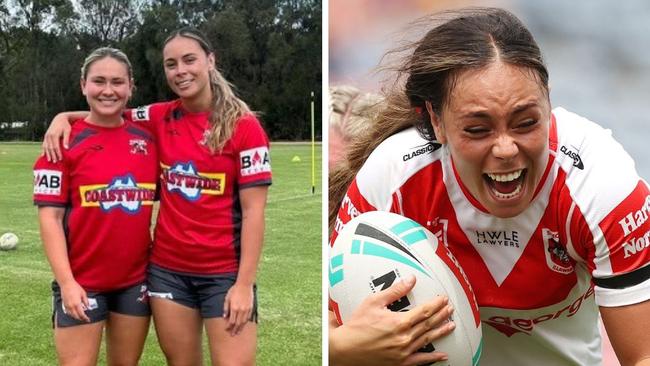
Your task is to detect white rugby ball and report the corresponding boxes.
[329,211,482,366]
[0,232,19,250]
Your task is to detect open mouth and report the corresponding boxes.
[484,169,526,200]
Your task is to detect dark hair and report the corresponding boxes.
[329,7,549,230]
[163,27,251,152]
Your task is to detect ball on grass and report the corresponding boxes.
[0,232,19,250]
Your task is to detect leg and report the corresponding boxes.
[205,318,257,366]
[54,320,104,366]
[151,298,203,366]
[106,312,150,366]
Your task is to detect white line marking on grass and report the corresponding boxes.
[268,194,320,204]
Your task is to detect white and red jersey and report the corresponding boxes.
[130,100,272,275]
[33,120,158,292]
[332,107,650,365]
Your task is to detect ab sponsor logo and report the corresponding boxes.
[34,169,62,196]
[132,106,150,121]
[560,145,584,170]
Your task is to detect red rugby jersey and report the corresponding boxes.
[131,101,272,274]
[331,108,650,365]
[33,120,158,292]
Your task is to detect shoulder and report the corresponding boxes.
[553,107,640,220]
[355,128,443,209]
[231,113,269,147]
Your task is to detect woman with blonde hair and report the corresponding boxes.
[34,47,156,366]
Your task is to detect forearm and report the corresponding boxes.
[38,210,75,285]
[236,209,264,285]
[54,111,89,124]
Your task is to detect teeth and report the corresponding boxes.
[177,80,192,86]
[487,169,523,182]
[493,183,522,199]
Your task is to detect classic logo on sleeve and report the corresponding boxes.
[33,169,62,195]
[240,147,271,176]
[132,106,150,121]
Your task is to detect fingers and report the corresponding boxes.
[402,350,449,366]
[406,298,452,337]
[43,134,62,163]
[374,274,416,307]
[62,128,70,150]
[223,293,230,319]
[407,313,455,355]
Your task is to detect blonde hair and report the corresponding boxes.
[81,47,133,81]
[164,28,252,152]
[329,85,382,143]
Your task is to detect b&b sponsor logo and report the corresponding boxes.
[402,142,441,162]
[475,230,520,248]
[240,147,271,176]
[484,286,594,337]
[79,174,156,213]
[619,194,650,259]
[162,161,226,200]
[560,145,584,170]
[34,169,62,195]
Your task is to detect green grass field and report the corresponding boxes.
[0,142,322,365]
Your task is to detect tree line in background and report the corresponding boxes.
[0,0,321,141]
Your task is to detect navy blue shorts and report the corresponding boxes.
[147,264,258,321]
[51,281,150,328]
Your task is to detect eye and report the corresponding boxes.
[464,126,490,135]
[516,119,538,129]
[164,62,176,69]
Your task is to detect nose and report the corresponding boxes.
[176,62,187,75]
[492,134,519,160]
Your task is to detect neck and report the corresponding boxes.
[182,87,213,113]
[85,112,124,127]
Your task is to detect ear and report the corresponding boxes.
[425,101,446,144]
[208,52,216,70]
[80,78,87,96]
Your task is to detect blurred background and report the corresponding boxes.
[330,0,650,182]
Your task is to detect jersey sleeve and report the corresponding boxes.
[33,153,69,207]
[591,179,650,307]
[233,114,272,189]
[127,102,172,135]
[556,108,650,307]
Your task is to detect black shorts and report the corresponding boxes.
[51,281,150,328]
[147,264,258,321]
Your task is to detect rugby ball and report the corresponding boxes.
[329,211,482,366]
[0,232,18,250]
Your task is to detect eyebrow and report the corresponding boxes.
[459,101,539,120]
[164,53,198,62]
